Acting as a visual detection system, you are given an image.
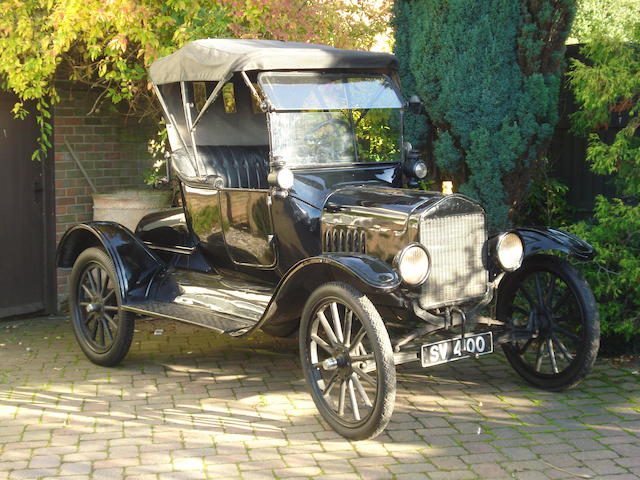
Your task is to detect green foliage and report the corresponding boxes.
[585,130,640,196]
[567,12,640,345]
[570,37,640,132]
[514,158,572,227]
[143,125,169,186]
[0,0,391,161]
[393,0,575,230]
[391,0,429,149]
[568,197,640,340]
[432,132,462,174]
[570,0,640,43]
[569,24,640,200]
[352,109,401,163]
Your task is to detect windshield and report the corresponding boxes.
[259,72,403,167]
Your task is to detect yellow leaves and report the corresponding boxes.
[108,34,128,53]
[219,0,390,50]
[2,0,391,163]
[0,22,14,35]
[11,102,26,119]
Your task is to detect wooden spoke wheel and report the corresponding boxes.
[497,254,600,391]
[70,248,134,366]
[300,282,395,440]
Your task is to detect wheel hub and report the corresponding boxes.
[536,306,553,335]
[321,357,339,370]
[321,345,353,376]
[86,302,103,313]
[333,345,353,377]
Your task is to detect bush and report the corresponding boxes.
[567,10,640,349]
[568,197,640,344]
[513,158,572,227]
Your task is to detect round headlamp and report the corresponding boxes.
[395,243,430,286]
[495,232,524,272]
[269,166,294,190]
[275,167,294,190]
[413,161,428,179]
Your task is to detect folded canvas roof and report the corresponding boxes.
[149,39,397,85]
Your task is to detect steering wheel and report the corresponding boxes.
[303,118,352,163]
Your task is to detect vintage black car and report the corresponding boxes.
[57,39,600,440]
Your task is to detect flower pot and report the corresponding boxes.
[92,189,172,232]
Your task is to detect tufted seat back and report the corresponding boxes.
[171,145,270,189]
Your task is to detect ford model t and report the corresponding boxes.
[57,39,600,440]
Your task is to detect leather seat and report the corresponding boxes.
[171,145,270,189]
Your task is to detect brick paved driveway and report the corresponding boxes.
[1,315,638,480]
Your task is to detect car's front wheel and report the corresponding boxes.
[497,254,600,391]
[69,247,135,367]
[299,282,396,440]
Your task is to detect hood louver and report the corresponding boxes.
[323,227,366,254]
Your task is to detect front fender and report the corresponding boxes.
[516,227,595,260]
[56,222,166,304]
[257,253,401,337]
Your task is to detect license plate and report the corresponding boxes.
[421,332,493,367]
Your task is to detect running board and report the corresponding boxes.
[123,269,274,336]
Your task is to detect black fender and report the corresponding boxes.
[257,253,401,337]
[515,227,596,260]
[56,222,167,304]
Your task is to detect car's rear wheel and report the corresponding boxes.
[299,282,396,440]
[69,247,135,367]
[497,254,599,391]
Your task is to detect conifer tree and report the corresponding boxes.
[394,0,576,229]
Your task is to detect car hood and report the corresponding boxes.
[322,186,443,233]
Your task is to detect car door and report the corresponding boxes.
[219,188,276,268]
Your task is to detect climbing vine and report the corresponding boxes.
[0,0,391,160]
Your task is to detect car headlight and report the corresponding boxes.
[413,161,428,179]
[495,232,524,271]
[395,243,430,286]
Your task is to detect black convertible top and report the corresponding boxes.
[149,39,397,85]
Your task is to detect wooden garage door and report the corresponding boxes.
[0,92,55,317]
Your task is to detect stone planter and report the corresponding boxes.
[92,189,172,232]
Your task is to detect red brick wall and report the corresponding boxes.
[54,87,155,305]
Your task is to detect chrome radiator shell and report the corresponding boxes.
[418,196,488,309]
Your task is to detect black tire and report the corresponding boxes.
[69,247,135,367]
[497,254,599,391]
[299,282,396,440]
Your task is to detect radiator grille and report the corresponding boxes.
[420,213,487,308]
[324,227,366,254]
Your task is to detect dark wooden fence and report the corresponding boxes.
[548,44,620,216]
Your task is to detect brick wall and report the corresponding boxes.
[54,86,156,304]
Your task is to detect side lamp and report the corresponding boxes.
[268,156,294,198]
[403,144,428,188]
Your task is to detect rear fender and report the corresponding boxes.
[516,227,595,260]
[56,222,167,303]
[258,253,401,337]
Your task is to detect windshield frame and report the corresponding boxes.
[258,71,405,169]
[257,71,404,112]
